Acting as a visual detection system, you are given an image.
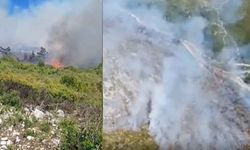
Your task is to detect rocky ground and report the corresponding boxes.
[0,103,64,150]
[0,93,102,150]
[0,57,102,150]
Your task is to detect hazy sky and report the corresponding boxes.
[8,0,47,14]
[0,0,102,68]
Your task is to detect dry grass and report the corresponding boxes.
[103,130,158,150]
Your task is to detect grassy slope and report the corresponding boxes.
[103,130,158,150]
[0,57,102,106]
[0,57,102,149]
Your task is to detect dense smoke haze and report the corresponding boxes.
[0,0,102,68]
[104,0,250,149]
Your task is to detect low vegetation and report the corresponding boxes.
[164,0,206,21]
[227,0,250,45]
[0,57,102,106]
[59,119,102,150]
[103,130,158,150]
[0,57,102,149]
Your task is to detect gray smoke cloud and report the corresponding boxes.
[47,0,102,68]
[0,0,102,68]
[104,0,250,149]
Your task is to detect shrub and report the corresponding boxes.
[59,119,80,150]
[165,0,204,21]
[39,121,51,133]
[5,112,24,126]
[23,129,36,137]
[7,145,17,150]
[59,119,102,150]
[0,91,22,110]
[244,73,250,84]
[60,75,80,90]
[0,57,102,106]
[227,0,250,45]
[24,118,33,129]
[79,127,102,150]
[38,60,45,67]
[94,64,102,75]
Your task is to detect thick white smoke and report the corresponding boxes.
[0,0,102,68]
[104,0,250,149]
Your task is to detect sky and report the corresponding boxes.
[8,0,46,14]
[0,0,102,68]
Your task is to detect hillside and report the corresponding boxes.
[0,57,102,150]
[227,0,250,45]
[104,0,250,149]
[103,130,158,150]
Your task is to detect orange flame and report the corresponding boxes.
[52,59,63,69]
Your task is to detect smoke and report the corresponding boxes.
[47,0,102,68]
[104,0,250,149]
[218,0,243,24]
[0,0,102,68]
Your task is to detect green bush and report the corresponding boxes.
[39,121,51,133]
[59,119,102,150]
[23,129,36,137]
[227,0,250,45]
[94,64,102,75]
[59,119,80,150]
[24,118,33,129]
[0,91,22,110]
[7,145,17,150]
[0,58,102,149]
[0,58,102,106]
[244,74,250,83]
[60,75,80,90]
[5,112,24,126]
[79,128,102,150]
[38,60,45,67]
[164,0,204,21]
[204,24,225,53]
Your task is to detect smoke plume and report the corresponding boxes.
[0,0,102,68]
[104,0,250,149]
